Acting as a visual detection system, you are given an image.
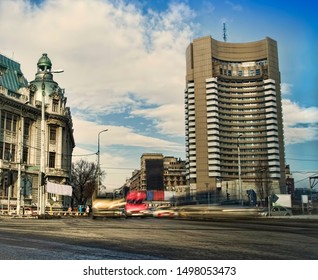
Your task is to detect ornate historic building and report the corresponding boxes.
[184,36,286,200]
[0,53,74,214]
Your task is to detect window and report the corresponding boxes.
[1,112,5,130]
[3,143,15,161]
[49,152,56,168]
[22,147,28,163]
[1,112,18,132]
[17,73,24,84]
[52,100,59,112]
[256,69,261,75]
[5,113,12,131]
[49,126,57,143]
[24,118,31,137]
[29,94,34,105]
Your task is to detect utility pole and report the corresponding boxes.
[97,129,108,195]
[16,111,23,215]
[237,134,243,205]
[16,102,29,216]
[39,69,64,215]
[205,182,210,207]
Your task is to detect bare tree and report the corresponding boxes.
[255,161,272,206]
[71,159,105,206]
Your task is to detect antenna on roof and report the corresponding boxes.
[223,22,227,42]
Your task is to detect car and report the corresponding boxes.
[152,205,179,218]
[124,191,151,218]
[91,198,126,219]
[261,206,293,217]
[270,206,293,216]
[124,202,151,218]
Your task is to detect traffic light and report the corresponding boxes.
[40,172,46,185]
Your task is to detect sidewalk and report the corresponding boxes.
[269,214,318,219]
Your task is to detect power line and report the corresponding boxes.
[287,152,318,158]
[286,157,318,162]
[294,173,318,184]
[23,143,97,158]
[72,152,97,157]
[100,166,137,170]
[292,171,318,174]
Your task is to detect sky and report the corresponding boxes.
[0,0,317,190]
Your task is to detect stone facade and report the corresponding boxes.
[0,53,74,213]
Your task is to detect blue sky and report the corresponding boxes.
[1,0,317,189]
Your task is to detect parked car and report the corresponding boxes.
[261,206,293,216]
[271,206,293,216]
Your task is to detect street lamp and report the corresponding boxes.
[237,134,243,205]
[39,69,64,215]
[205,182,210,207]
[16,101,29,216]
[97,129,108,194]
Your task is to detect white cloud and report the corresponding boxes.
[72,116,185,189]
[0,0,192,188]
[225,1,243,11]
[0,0,194,114]
[282,99,318,144]
[72,116,184,152]
[2,0,317,188]
[281,82,293,96]
[131,103,185,136]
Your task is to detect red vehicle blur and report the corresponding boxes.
[124,191,151,218]
[152,205,178,218]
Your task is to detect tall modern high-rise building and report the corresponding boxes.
[184,36,285,199]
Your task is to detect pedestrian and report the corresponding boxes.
[86,205,90,215]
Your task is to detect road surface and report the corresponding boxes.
[0,216,317,259]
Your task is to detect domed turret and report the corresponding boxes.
[30,53,63,105]
[37,53,52,72]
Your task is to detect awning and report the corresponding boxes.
[46,181,73,196]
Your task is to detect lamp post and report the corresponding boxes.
[237,134,243,205]
[16,101,29,216]
[205,182,210,207]
[97,129,108,195]
[39,69,64,215]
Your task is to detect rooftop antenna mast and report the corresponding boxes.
[223,22,227,42]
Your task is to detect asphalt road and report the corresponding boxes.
[0,216,317,260]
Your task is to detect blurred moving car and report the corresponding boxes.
[91,197,126,219]
[124,191,151,218]
[125,202,151,218]
[152,205,178,218]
